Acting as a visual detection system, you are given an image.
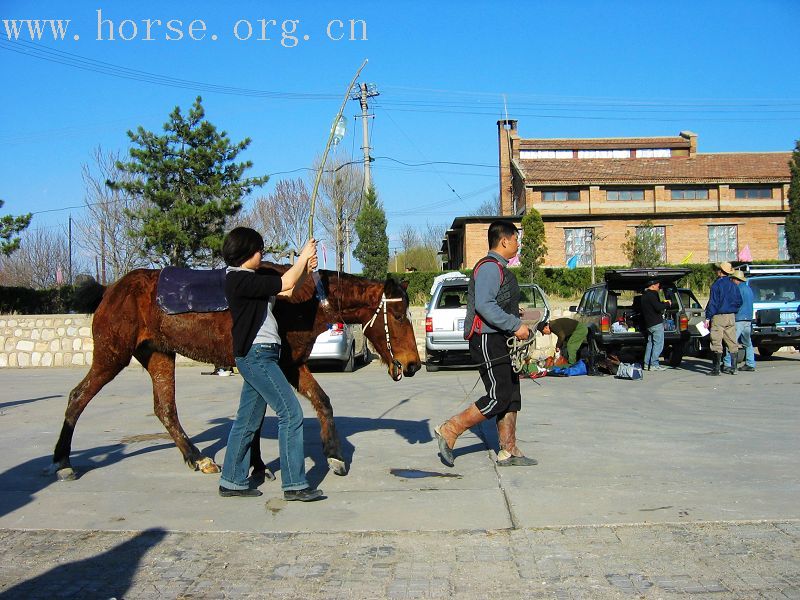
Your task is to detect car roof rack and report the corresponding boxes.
[740,264,800,276]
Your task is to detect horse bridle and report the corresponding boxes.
[362,293,405,373]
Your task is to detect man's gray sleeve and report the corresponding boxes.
[474,263,521,334]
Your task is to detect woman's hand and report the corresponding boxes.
[299,238,318,266]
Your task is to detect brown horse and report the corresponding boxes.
[51,264,421,481]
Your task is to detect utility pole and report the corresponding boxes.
[68,214,73,285]
[351,82,379,194]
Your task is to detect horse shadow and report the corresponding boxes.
[0,395,61,410]
[0,528,167,599]
[192,413,435,488]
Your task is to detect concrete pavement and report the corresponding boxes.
[1,354,798,598]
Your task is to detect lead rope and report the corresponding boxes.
[507,336,537,373]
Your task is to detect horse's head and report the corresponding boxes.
[362,278,421,381]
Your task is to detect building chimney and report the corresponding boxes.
[680,130,698,157]
[498,120,519,215]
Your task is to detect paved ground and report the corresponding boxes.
[0,353,798,598]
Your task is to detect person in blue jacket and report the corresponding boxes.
[704,261,742,376]
[723,269,756,373]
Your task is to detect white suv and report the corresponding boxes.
[424,276,550,371]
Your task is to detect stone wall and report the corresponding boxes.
[0,314,94,368]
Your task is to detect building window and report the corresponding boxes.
[577,149,631,159]
[670,188,709,200]
[520,150,573,159]
[734,187,772,199]
[564,228,593,267]
[607,189,644,201]
[636,225,667,262]
[778,224,788,260]
[635,149,671,158]
[542,190,580,201]
[708,225,738,262]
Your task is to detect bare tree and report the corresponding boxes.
[398,224,421,253]
[0,226,81,289]
[421,222,446,251]
[471,195,500,216]
[316,155,364,271]
[247,178,311,262]
[74,147,149,281]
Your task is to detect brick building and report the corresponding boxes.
[443,121,791,269]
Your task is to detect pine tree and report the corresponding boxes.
[786,139,800,262]
[0,199,32,256]
[354,186,389,280]
[519,208,547,282]
[109,97,268,267]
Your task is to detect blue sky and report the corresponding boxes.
[1,0,798,265]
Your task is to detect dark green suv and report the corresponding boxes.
[570,268,704,367]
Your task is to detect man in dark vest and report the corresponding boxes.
[434,221,537,467]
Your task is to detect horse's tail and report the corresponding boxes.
[72,275,106,314]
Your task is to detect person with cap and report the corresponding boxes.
[704,261,743,376]
[723,269,756,373]
[641,279,672,371]
[434,220,537,468]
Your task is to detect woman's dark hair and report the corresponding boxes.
[488,220,519,249]
[222,227,263,267]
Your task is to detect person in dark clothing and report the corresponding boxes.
[219,227,324,502]
[537,317,588,366]
[434,220,536,468]
[641,280,672,371]
[705,261,742,376]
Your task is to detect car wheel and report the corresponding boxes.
[757,346,774,358]
[360,341,372,365]
[342,344,356,372]
[667,343,684,367]
[425,362,440,372]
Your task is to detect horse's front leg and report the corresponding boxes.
[295,364,346,475]
[135,348,219,474]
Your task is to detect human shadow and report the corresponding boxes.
[0,395,62,410]
[0,528,167,599]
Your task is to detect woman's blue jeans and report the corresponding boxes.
[644,323,665,367]
[220,343,309,492]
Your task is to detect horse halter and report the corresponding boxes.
[362,293,404,372]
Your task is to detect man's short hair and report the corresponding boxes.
[536,320,550,334]
[222,227,263,267]
[487,220,518,249]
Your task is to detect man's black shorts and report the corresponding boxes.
[469,332,521,418]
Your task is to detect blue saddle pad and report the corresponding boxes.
[156,267,228,315]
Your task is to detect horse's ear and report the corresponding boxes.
[400,280,409,291]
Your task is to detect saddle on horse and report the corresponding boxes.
[156,267,229,315]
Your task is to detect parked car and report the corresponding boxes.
[308,322,370,372]
[741,263,800,357]
[570,268,704,367]
[424,276,551,371]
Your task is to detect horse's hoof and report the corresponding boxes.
[56,467,77,481]
[196,457,220,474]
[327,457,347,476]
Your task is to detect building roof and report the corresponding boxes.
[517,152,791,186]
[519,136,691,150]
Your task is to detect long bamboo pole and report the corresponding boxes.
[307,59,368,239]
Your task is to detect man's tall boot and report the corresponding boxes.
[496,412,538,467]
[434,404,486,467]
[707,352,721,376]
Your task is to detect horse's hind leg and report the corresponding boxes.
[135,347,220,474]
[295,365,346,475]
[52,358,129,480]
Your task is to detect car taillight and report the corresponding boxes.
[600,314,610,333]
[425,317,433,333]
[679,313,689,331]
[329,322,345,336]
